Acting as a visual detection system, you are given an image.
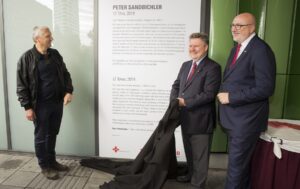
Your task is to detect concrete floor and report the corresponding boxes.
[0,151,227,189]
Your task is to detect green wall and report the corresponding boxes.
[209,0,238,152]
[284,0,300,119]
[265,0,295,118]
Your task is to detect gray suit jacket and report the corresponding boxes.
[170,56,221,134]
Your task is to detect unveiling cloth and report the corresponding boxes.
[251,119,300,189]
[81,99,182,189]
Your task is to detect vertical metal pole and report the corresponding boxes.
[0,0,12,150]
[94,0,99,156]
[200,0,211,33]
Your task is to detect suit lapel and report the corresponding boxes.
[224,48,235,76]
[223,36,258,80]
[183,58,206,91]
[182,60,192,85]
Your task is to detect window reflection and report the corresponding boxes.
[35,0,93,46]
[3,0,95,154]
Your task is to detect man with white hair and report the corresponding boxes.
[17,26,73,180]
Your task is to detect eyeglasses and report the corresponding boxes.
[230,24,252,30]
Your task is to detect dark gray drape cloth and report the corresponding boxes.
[80,99,181,189]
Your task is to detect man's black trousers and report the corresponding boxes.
[33,102,63,169]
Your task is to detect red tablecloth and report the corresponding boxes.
[251,120,300,189]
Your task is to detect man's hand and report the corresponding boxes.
[177,98,186,107]
[64,93,73,105]
[26,109,36,121]
[217,92,230,104]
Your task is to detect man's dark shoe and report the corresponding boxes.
[41,168,59,180]
[51,162,70,172]
[176,175,191,183]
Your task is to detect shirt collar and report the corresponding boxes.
[192,54,207,66]
[241,33,256,48]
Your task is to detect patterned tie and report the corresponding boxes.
[187,62,197,82]
[230,44,241,67]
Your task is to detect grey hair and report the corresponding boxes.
[189,32,209,46]
[32,26,50,42]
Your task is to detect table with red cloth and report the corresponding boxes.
[251,119,300,189]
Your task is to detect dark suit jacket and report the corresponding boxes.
[170,56,221,134]
[219,35,276,136]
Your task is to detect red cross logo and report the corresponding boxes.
[112,146,119,153]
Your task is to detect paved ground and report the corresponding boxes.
[0,151,226,189]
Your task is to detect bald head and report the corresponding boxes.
[236,13,256,31]
[231,12,256,43]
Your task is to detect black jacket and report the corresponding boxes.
[16,46,73,110]
[81,99,181,189]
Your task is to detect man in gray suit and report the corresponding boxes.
[170,33,221,189]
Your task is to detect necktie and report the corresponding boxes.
[187,62,197,82]
[230,44,241,67]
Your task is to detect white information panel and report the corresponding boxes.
[98,0,202,160]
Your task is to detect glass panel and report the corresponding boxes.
[284,75,300,119]
[3,0,95,155]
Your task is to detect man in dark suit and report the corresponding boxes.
[170,33,221,189]
[217,13,276,189]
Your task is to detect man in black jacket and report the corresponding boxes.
[17,26,73,180]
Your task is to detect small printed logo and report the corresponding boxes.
[176,150,180,156]
[112,146,120,153]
